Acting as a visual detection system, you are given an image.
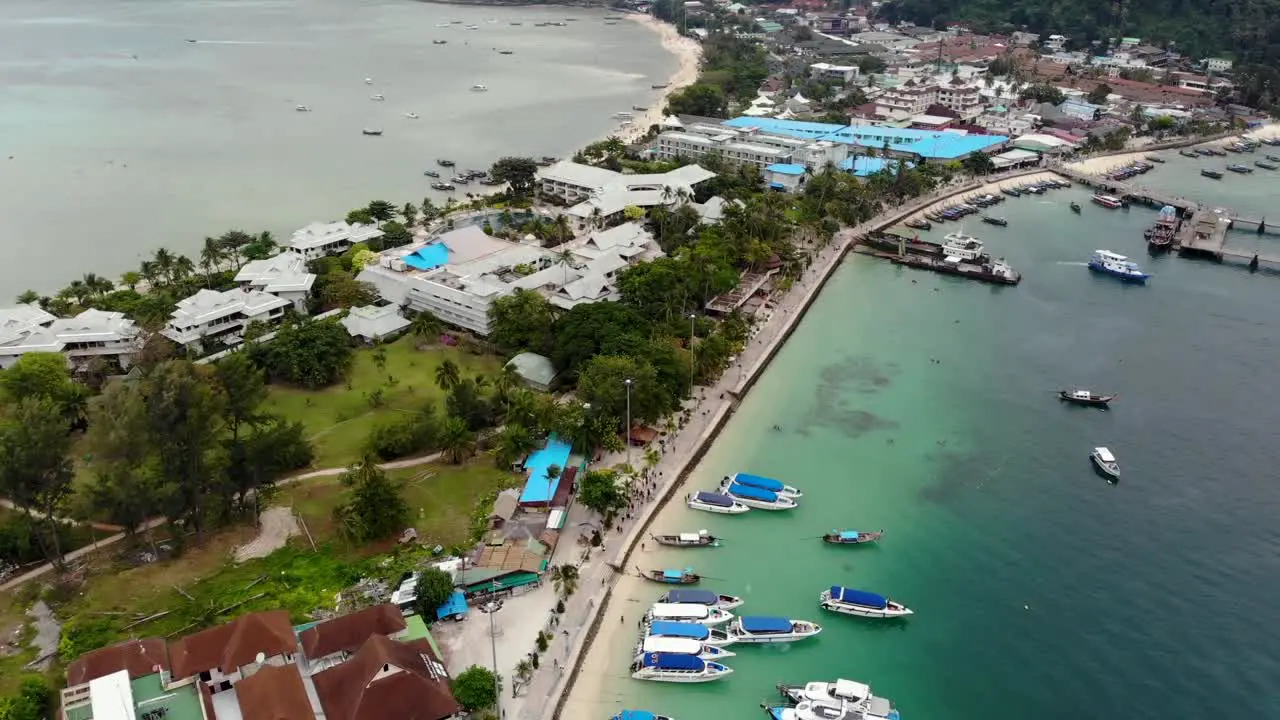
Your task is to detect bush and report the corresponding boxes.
[364,409,440,461]
[0,676,52,720]
[451,665,500,711]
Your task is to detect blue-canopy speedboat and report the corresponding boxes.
[724,472,802,498]
[1088,250,1149,283]
[822,529,884,545]
[720,482,798,511]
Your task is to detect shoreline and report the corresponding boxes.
[610,14,701,144]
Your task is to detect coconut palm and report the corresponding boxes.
[199,237,225,287]
[434,359,461,391]
[494,423,537,468]
[119,271,141,291]
[139,260,160,288]
[544,463,561,506]
[82,273,113,297]
[63,280,90,306]
[410,311,442,346]
[550,563,579,598]
[555,248,576,286]
[15,290,39,305]
[152,248,176,286]
[172,255,196,284]
[513,659,534,696]
[402,202,418,227]
[439,416,475,463]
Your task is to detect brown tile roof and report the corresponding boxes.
[236,664,316,720]
[313,635,459,720]
[168,610,297,679]
[299,604,407,661]
[66,638,170,686]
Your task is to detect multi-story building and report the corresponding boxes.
[161,287,292,351]
[537,161,716,233]
[286,221,384,261]
[233,253,316,313]
[935,81,982,118]
[1044,34,1068,52]
[809,62,860,84]
[875,83,935,116]
[651,124,849,173]
[0,305,141,370]
[1205,57,1233,73]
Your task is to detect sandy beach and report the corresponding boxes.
[1067,121,1280,176]
[614,14,702,143]
[893,170,1068,225]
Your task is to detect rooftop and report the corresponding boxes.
[340,304,410,341]
[234,253,316,294]
[312,635,458,720]
[506,352,558,388]
[724,117,1008,159]
[167,288,291,328]
[67,638,170,687]
[300,603,407,662]
[289,221,383,251]
[235,664,316,720]
[65,672,205,720]
[765,163,807,176]
[168,609,297,678]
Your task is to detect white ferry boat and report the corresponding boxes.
[630,653,732,683]
[767,698,899,720]
[644,602,734,627]
[719,482,798,511]
[941,231,986,261]
[724,472,802,498]
[637,636,736,661]
[725,615,822,644]
[1091,446,1121,480]
[1088,250,1149,283]
[686,491,749,514]
[779,678,900,720]
[657,588,745,611]
[643,620,736,647]
[612,712,674,720]
[819,586,913,619]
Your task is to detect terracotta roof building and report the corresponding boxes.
[235,664,317,720]
[65,638,170,686]
[312,635,460,720]
[299,604,407,664]
[168,609,298,680]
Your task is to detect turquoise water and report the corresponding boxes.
[590,165,1280,719]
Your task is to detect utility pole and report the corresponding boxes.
[481,593,502,718]
[624,378,633,469]
[688,313,697,403]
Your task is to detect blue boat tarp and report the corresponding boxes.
[727,483,779,502]
[648,621,709,639]
[838,531,862,541]
[831,586,887,609]
[740,616,791,633]
[662,569,689,580]
[642,652,704,670]
[434,590,468,620]
[693,492,733,507]
[662,589,716,605]
[735,473,785,491]
[616,712,656,720]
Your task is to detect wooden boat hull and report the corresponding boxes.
[1057,391,1115,407]
[822,531,884,545]
[642,572,700,585]
[651,534,718,548]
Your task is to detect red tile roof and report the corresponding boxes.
[236,664,316,720]
[168,610,297,679]
[66,638,170,686]
[313,635,459,720]
[299,604,407,661]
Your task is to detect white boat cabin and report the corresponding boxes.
[648,603,712,621]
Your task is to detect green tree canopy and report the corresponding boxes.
[488,288,556,357]
[577,469,628,519]
[333,458,408,542]
[1087,83,1113,105]
[253,318,354,389]
[575,355,670,426]
[0,397,75,565]
[0,352,87,422]
[489,157,540,198]
[665,83,727,117]
[1019,84,1067,105]
[451,665,500,712]
[413,566,456,617]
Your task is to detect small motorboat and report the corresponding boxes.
[1088,250,1149,283]
[644,603,734,627]
[1091,447,1120,480]
[1145,155,1165,163]
[639,567,700,585]
[1201,169,1224,179]
[904,217,931,231]
[657,588,745,611]
[370,94,385,101]
[1227,163,1253,174]
[451,176,470,185]
[1267,154,1280,162]
[1180,150,1200,158]
[629,653,732,683]
[633,105,648,111]
[430,182,455,191]
[1256,160,1278,170]
[612,711,674,720]
[765,699,873,720]
[404,112,419,119]
[364,77,373,84]
[651,530,719,548]
[432,39,447,45]
[724,473,802,498]
[725,616,821,644]
[1001,187,1021,197]
[719,482,798,511]
[777,679,898,719]
[471,84,488,92]
[1070,202,1081,214]
[465,24,479,29]
[498,50,513,55]
[295,105,311,112]
[1058,389,1116,407]
[981,216,1008,227]
[821,529,884,546]
[644,620,735,646]
[423,170,440,178]
[1091,194,1123,209]
[924,211,946,223]
[437,158,455,167]
[637,636,735,661]
[686,491,749,514]
[361,128,383,136]
[819,586,913,619]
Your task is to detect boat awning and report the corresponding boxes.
[662,569,689,580]
[642,637,702,655]
[830,586,887,608]
[1095,447,1116,462]
[740,616,791,633]
[834,679,871,700]
[693,492,733,507]
[650,603,709,620]
[662,589,716,605]
[648,621,709,639]
[727,483,778,502]
[678,532,704,543]
[734,473,785,491]
[642,652,704,669]
[837,531,863,541]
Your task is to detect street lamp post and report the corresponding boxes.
[624,378,633,469]
[480,592,503,716]
[688,312,697,403]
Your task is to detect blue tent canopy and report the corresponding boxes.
[616,712,656,720]
[648,621,709,639]
[740,616,791,633]
[734,473,785,491]
[693,492,733,507]
[838,530,862,541]
[642,652,704,670]
[662,569,689,580]
[434,590,468,620]
[727,483,779,502]
[662,589,716,605]
[831,586,887,609]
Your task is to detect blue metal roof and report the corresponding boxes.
[740,616,791,633]
[838,156,910,177]
[725,117,1008,160]
[434,590,468,620]
[641,652,704,670]
[661,589,716,605]
[727,482,778,502]
[831,586,887,608]
[734,473,784,491]
[648,621,709,639]
[765,163,806,176]
[693,492,732,507]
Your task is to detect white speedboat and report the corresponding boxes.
[471,84,488,91]
[657,588,745,611]
[779,679,900,719]
[434,22,450,27]
[404,112,419,119]
[941,231,986,261]
[819,586,913,619]
[294,105,311,112]
[637,635,736,661]
[720,482,798,511]
[1091,446,1120,480]
[686,491,749,514]
[767,697,899,720]
[370,94,385,101]
[630,653,732,683]
[364,77,373,84]
[724,472,802,498]
[1088,250,1149,283]
[726,616,821,644]
[644,602,734,627]
[644,620,736,647]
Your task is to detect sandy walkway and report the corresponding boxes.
[233,506,299,563]
[613,15,701,143]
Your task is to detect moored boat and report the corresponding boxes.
[819,586,913,619]
[1001,187,1021,197]
[437,158,455,167]
[1227,163,1253,174]
[651,529,718,548]
[1179,149,1200,158]
[821,529,884,545]
[1201,168,1224,179]
[724,473,802,498]
[370,94,384,101]
[719,482,798,511]
[630,653,732,683]
[430,182,455,191]
[657,588,745,611]
[644,603,734,627]
[1145,204,1178,251]
[1256,160,1278,170]
[404,112,419,119]
[639,567,700,585]
[726,616,821,644]
[1091,194,1123,209]
[1088,250,1149,283]
[295,105,311,112]
[777,679,899,720]
[765,699,891,720]
[941,231,987,261]
[982,216,1008,227]
[637,636,735,661]
[1070,201,1081,214]
[612,711,674,720]
[686,491,749,515]
[904,217,931,231]
[423,170,440,178]
[361,128,383,136]
[1091,446,1120,480]
[644,620,735,646]
[1267,154,1280,162]
[1058,389,1116,407]
[471,84,488,92]
[1145,154,1165,163]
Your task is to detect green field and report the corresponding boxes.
[263,337,500,469]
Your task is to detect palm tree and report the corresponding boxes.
[64,280,90,306]
[139,260,160,288]
[402,202,418,227]
[555,249,576,286]
[513,659,534,697]
[172,255,196,284]
[434,359,461,391]
[643,447,660,476]
[199,237,224,287]
[439,416,475,463]
[15,290,39,305]
[544,463,561,505]
[495,423,537,468]
[550,563,579,598]
[410,311,442,346]
[152,248,176,286]
[120,271,141,291]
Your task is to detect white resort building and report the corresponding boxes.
[649,121,849,172]
[536,161,717,233]
[233,253,316,312]
[161,288,292,351]
[286,221,384,261]
[0,305,141,370]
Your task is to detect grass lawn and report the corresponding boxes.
[279,461,522,551]
[263,337,500,470]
